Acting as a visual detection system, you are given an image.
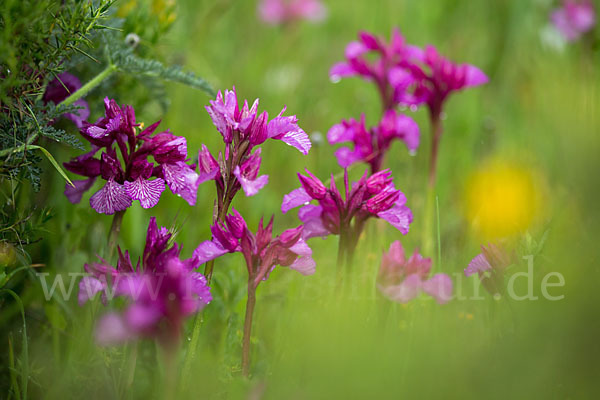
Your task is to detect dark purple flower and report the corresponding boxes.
[64,98,200,214]
[465,243,514,296]
[281,168,413,240]
[551,0,596,41]
[377,241,452,304]
[43,72,90,128]
[258,0,327,25]
[328,110,419,172]
[193,208,316,288]
[79,217,211,347]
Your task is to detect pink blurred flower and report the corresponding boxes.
[330,28,423,110]
[465,242,514,296]
[327,110,419,172]
[377,241,452,304]
[79,217,211,348]
[258,0,327,25]
[551,0,596,41]
[43,72,90,128]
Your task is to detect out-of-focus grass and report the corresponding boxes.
[17,0,600,398]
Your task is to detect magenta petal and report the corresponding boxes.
[465,65,489,87]
[193,240,230,264]
[87,126,108,139]
[268,116,311,155]
[381,274,422,303]
[289,255,316,275]
[65,178,96,204]
[394,115,420,152]
[298,205,329,239]
[388,67,414,90]
[281,187,313,213]
[197,168,219,185]
[78,276,104,306]
[124,177,165,209]
[95,313,132,346]
[422,274,453,304]
[464,253,491,277]
[345,40,368,59]
[327,123,353,144]
[89,179,132,215]
[233,166,268,196]
[377,204,413,235]
[114,275,145,299]
[162,162,200,206]
[65,99,90,128]
[279,129,312,155]
[334,147,362,168]
[288,238,312,256]
[329,62,356,80]
[124,303,162,332]
[187,272,212,311]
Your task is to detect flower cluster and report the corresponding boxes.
[43,72,90,128]
[377,241,452,304]
[258,0,327,25]
[327,110,419,172]
[465,242,513,296]
[551,0,596,42]
[193,208,315,288]
[330,28,488,117]
[79,217,211,347]
[64,98,201,214]
[282,168,413,243]
[200,88,311,218]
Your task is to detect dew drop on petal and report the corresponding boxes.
[409,149,417,157]
[330,75,341,84]
[409,105,418,112]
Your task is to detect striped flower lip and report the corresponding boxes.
[63,98,201,214]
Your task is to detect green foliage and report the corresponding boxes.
[103,31,215,96]
[0,102,83,190]
[112,49,216,96]
[0,0,116,107]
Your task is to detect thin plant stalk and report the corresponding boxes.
[242,279,257,377]
[59,64,117,108]
[422,112,443,258]
[107,210,125,260]
[336,231,347,284]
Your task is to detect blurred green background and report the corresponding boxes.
[3,0,600,398]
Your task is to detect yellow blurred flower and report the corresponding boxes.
[117,0,176,28]
[117,0,138,17]
[464,159,542,239]
[152,0,177,27]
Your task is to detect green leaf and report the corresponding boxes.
[112,52,215,96]
[28,145,75,187]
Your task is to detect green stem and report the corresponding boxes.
[242,280,257,377]
[59,64,117,108]
[436,195,442,272]
[0,64,117,159]
[336,231,347,286]
[1,289,28,400]
[107,210,125,261]
[180,312,203,390]
[422,113,443,258]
